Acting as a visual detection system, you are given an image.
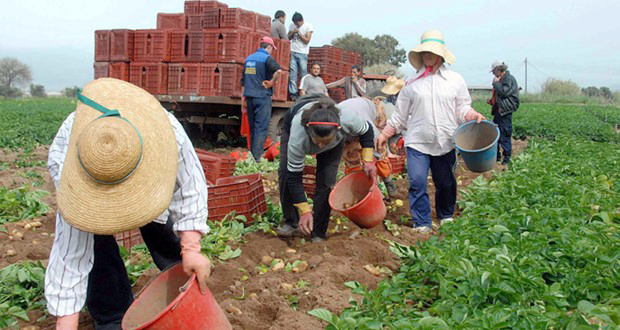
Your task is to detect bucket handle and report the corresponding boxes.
[171,278,193,311]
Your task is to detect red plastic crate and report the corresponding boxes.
[218,63,243,98]
[328,88,346,103]
[187,8,220,30]
[204,30,253,64]
[184,1,201,15]
[199,0,228,11]
[133,30,171,63]
[109,29,134,62]
[168,63,201,95]
[109,62,129,81]
[198,63,220,96]
[114,229,144,250]
[129,62,168,95]
[94,30,110,62]
[303,165,316,199]
[184,0,227,14]
[94,62,109,79]
[170,31,204,62]
[207,174,267,222]
[389,156,406,174]
[273,70,289,102]
[157,13,187,30]
[195,148,236,179]
[274,39,291,69]
[255,13,271,34]
[220,8,255,31]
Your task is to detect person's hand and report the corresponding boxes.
[299,211,314,236]
[179,231,211,294]
[375,133,388,153]
[363,162,377,178]
[465,108,486,123]
[493,76,500,83]
[262,80,273,89]
[56,313,79,330]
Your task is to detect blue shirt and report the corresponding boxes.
[241,48,281,98]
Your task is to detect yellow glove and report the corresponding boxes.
[293,202,312,215]
[361,147,374,163]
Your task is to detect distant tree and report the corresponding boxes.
[0,85,23,98]
[599,86,612,100]
[332,33,407,67]
[0,57,32,90]
[61,86,79,98]
[30,84,46,97]
[582,86,599,97]
[541,78,581,96]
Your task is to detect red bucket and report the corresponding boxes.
[121,263,231,330]
[328,171,386,229]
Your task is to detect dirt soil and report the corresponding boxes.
[2,139,528,329]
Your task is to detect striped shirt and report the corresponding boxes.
[390,65,472,156]
[44,109,210,316]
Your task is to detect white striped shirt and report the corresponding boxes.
[390,65,472,156]
[45,109,210,316]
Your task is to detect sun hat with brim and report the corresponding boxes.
[490,60,506,72]
[57,78,178,235]
[408,29,456,70]
[381,76,405,95]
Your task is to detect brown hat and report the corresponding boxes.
[57,78,178,235]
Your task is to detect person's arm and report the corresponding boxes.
[262,57,283,89]
[287,24,298,40]
[298,30,313,45]
[285,127,309,207]
[325,77,345,89]
[48,113,74,188]
[493,74,518,98]
[353,78,366,96]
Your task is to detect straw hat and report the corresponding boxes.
[381,76,405,95]
[57,78,178,235]
[408,29,456,70]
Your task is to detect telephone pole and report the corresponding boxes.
[524,57,528,94]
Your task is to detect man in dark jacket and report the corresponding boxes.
[488,61,519,165]
[241,37,283,161]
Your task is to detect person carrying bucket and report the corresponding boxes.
[376,30,485,234]
[46,78,212,330]
[276,94,377,242]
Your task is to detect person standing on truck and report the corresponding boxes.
[376,30,485,234]
[271,10,287,39]
[276,94,376,242]
[288,12,314,101]
[299,63,328,97]
[241,37,284,162]
[487,60,519,165]
[326,64,367,99]
[47,78,212,330]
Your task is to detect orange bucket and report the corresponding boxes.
[121,263,231,330]
[328,171,386,229]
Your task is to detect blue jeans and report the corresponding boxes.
[289,51,308,96]
[246,96,272,161]
[406,147,457,228]
[493,113,512,160]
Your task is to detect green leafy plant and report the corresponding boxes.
[0,186,50,224]
[0,261,47,328]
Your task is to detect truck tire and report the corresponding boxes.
[268,110,286,142]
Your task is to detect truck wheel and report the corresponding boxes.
[268,110,286,142]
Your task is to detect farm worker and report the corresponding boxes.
[299,63,329,97]
[241,36,284,162]
[271,10,287,39]
[326,64,367,99]
[46,78,212,330]
[487,61,520,165]
[288,12,314,101]
[338,97,398,197]
[376,30,485,234]
[276,94,376,242]
[369,76,406,156]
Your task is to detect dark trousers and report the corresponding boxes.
[493,113,513,160]
[278,130,345,239]
[406,148,457,228]
[246,96,273,162]
[86,219,182,329]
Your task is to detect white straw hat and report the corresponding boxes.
[57,78,178,235]
[408,30,456,70]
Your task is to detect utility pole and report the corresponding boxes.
[524,57,528,94]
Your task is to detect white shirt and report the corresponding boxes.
[289,22,314,54]
[45,110,210,316]
[389,65,472,156]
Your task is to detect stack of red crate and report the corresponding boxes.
[93,0,288,99]
[307,46,362,103]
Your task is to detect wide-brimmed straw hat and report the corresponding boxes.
[381,76,405,95]
[57,78,178,235]
[408,30,456,70]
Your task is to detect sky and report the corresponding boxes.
[1,0,619,93]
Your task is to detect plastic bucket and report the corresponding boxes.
[328,171,386,229]
[121,263,232,330]
[452,120,500,173]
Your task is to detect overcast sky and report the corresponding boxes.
[1,0,619,92]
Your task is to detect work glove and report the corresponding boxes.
[179,230,212,295]
[294,202,314,236]
[56,313,79,330]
